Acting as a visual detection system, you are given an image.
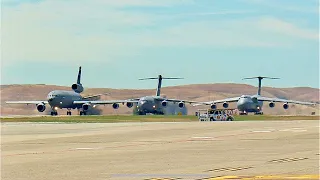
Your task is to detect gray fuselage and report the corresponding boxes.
[137,96,187,115]
[236,95,263,113]
[47,90,82,109]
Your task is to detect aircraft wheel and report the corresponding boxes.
[80,111,83,116]
[227,117,233,121]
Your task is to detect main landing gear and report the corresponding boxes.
[239,111,248,115]
[67,110,72,116]
[254,112,264,115]
[50,111,58,116]
[79,111,87,116]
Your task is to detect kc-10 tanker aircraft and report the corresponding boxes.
[193,76,316,115]
[78,75,200,115]
[6,66,137,116]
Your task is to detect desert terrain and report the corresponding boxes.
[1,83,319,116]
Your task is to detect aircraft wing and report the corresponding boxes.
[257,97,317,105]
[73,99,139,105]
[162,98,202,104]
[192,97,240,106]
[82,93,109,100]
[5,101,48,105]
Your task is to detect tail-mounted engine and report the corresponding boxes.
[283,103,289,109]
[112,103,119,109]
[36,103,46,112]
[71,84,84,93]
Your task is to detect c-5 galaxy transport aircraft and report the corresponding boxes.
[6,66,135,116]
[194,76,316,115]
[78,75,200,115]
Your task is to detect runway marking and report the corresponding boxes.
[196,175,320,180]
[2,130,284,157]
[251,130,272,133]
[75,147,98,150]
[268,157,309,163]
[205,166,253,173]
[143,178,182,180]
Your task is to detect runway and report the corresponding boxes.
[1,120,319,180]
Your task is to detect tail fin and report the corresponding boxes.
[77,66,82,85]
[242,76,280,95]
[139,75,183,96]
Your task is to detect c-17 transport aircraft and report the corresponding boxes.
[78,75,200,115]
[5,66,136,116]
[193,76,316,115]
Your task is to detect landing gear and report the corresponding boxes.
[239,112,248,115]
[79,111,87,116]
[50,111,58,116]
[254,112,264,115]
[67,111,72,116]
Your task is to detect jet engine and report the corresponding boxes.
[71,84,84,93]
[126,102,133,108]
[223,102,229,108]
[283,103,289,109]
[210,104,217,109]
[269,102,275,108]
[161,100,168,107]
[112,103,119,109]
[82,103,90,111]
[178,102,185,108]
[36,103,46,112]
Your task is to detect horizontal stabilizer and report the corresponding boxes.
[242,76,280,80]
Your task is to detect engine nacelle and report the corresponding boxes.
[112,103,119,109]
[82,103,90,111]
[126,102,133,108]
[178,102,185,108]
[269,102,275,108]
[36,103,46,112]
[223,102,229,108]
[283,103,289,109]
[71,83,84,93]
[210,104,217,109]
[161,100,168,107]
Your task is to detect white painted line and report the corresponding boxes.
[252,130,272,133]
[75,148,96,150]
[191,137,213,139]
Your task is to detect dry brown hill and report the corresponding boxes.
[1,84,319,116]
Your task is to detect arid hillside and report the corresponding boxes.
[1,84,319,116]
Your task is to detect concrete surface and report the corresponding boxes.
[1,120,319,180]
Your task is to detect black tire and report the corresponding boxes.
[227,117,233,121]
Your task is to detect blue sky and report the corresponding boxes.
[1,0,319,89]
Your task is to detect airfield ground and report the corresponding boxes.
[1,117,319,180]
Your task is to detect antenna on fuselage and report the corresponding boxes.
[139,75,183,96]
[242,76,280,95]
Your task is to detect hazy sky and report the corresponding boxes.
[1,0,319,89]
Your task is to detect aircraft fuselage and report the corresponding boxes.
[236,95,263,113]
[47,90,82,109]
[136,96,187,115]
